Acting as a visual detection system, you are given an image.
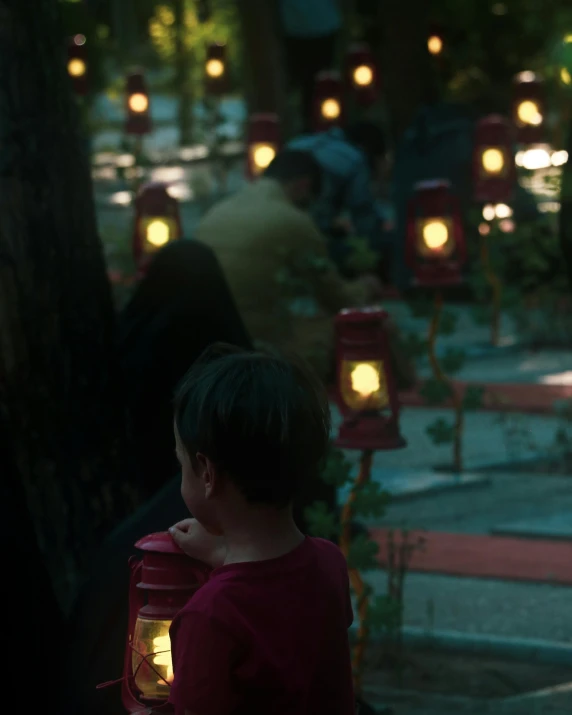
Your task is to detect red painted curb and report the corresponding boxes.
[369,528,572,586]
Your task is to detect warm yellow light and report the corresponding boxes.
[321,98,341,120]
[423,220,449,250]
[129,92,149,113]
[479,223,491,236]
[353,65,373,87]
[564,34,572,44]
[482,148,504,174]
[68,58,86,77]
[132,618,174,700]
[206,58,225,78]
[517,100,542,126]
[147,219,170,247]
[561,67,572,86]
[428,35,443,55]
[152,634,174,683]
[351,363,380,397]
[482,205,496,221]
[252,144,276,170]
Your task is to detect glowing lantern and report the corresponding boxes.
[428,34,443,56]
[512,72,544,145]
[345,43,378,106]
[205,43,228,95]
[126,71,152,136]
[473,115,515,203]
[313,71,345,133]
[246,113,281,180]
[334,308,406,451]
[405,180,467,287]
[132,182,183,273]
[121,532,211,712]
[67,36,88,95]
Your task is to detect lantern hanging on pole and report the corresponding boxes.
[246,113,281,180]
[512,72,545,145]
[334,308,406,451]
[473,115,516,204]
[345,43,378,107]
[121,532,211,712]
[67,35,89,96]
[405,180,467,287]
[205,43,228,96]
[132,182,183,274]
[126,71,152,136]
[313,71,345,133]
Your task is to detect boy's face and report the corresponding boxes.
[174,424,223,536]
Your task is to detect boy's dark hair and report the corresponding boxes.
[173,343,331,508]
[345,121,387,164]
[264,149,322,197]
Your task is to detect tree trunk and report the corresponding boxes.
[236,0,289,128]
[560,117,572,293]
[174,0,194,146]
[376,0,436,143]
[0,0,140,618]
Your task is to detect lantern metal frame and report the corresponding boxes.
[125,71,152,136]
[132,182,183,272]
[344,43,378,107]
[312,70,345,133]
[245,113,281,180]
[473,115,516,204]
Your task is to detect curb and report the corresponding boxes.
[349,626,572,667]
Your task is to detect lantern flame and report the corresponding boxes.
[517,100,542,126]
[422,221,449,250]
[482,148,504,174]
[252,144,276,171]
[152,634,174,684]
[206,58,225,78]
[428,36,443,55]
[321,98,341,120]
[351,364,380,397]
[68,58,86,77]
[147,219,170,247]
[129,92,149,113]
[353,65,373,87]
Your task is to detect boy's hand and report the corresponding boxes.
[169,518,226,569]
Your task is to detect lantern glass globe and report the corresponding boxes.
[68,58,86,77]
[321,98,341,119]
[423,220,449,250]
[206,58,225,78]
[132,617,174,699]
[147,219,170,247]
[129,92,149,113]
[353,65,373,87]
[252,144,276,171]
[482,148,504,174]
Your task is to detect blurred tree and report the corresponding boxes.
[0,0,140,625]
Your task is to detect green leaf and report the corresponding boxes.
[320,446,353,488]
[426,417,455,444]
[419,377,453,405]
[440,347,466,375]
[344,236,378,274]
[351,482,391,519]
[437,310,458,336]
[304,502,340,540]
[366,594,403,635]
[347,533,380,571]
[462,384,485,410]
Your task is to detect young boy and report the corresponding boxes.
[167,343,355,715]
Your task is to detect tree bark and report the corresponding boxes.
[236,0,289,127]
[0,0,140,616]
[174,0,194,146]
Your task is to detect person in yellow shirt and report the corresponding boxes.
[195,150,381,382]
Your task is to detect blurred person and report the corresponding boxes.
[118,240,253,501]
[279,0,342,131]
[195,149,384,384]
[167,344,355,715]
[288,121,395,281]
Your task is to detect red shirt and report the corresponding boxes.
[168,536,354,715]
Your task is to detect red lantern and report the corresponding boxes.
[67,35,88,96]
[512,72,545,145]
[473,115,516,204]
[405,180,467,287]
[313,71,345,133]
[205,43,228,95]
[246,113,281,180]
[121,532,211,712]
[132,182,183,273]
[345,43,378,107]
[334,308,406,451]
[126,71,152,136]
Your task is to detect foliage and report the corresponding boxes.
[344,236,379,275]
[148,0,241,97]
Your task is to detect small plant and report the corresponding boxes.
[403,297,485,473]
[305,444,424,698]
